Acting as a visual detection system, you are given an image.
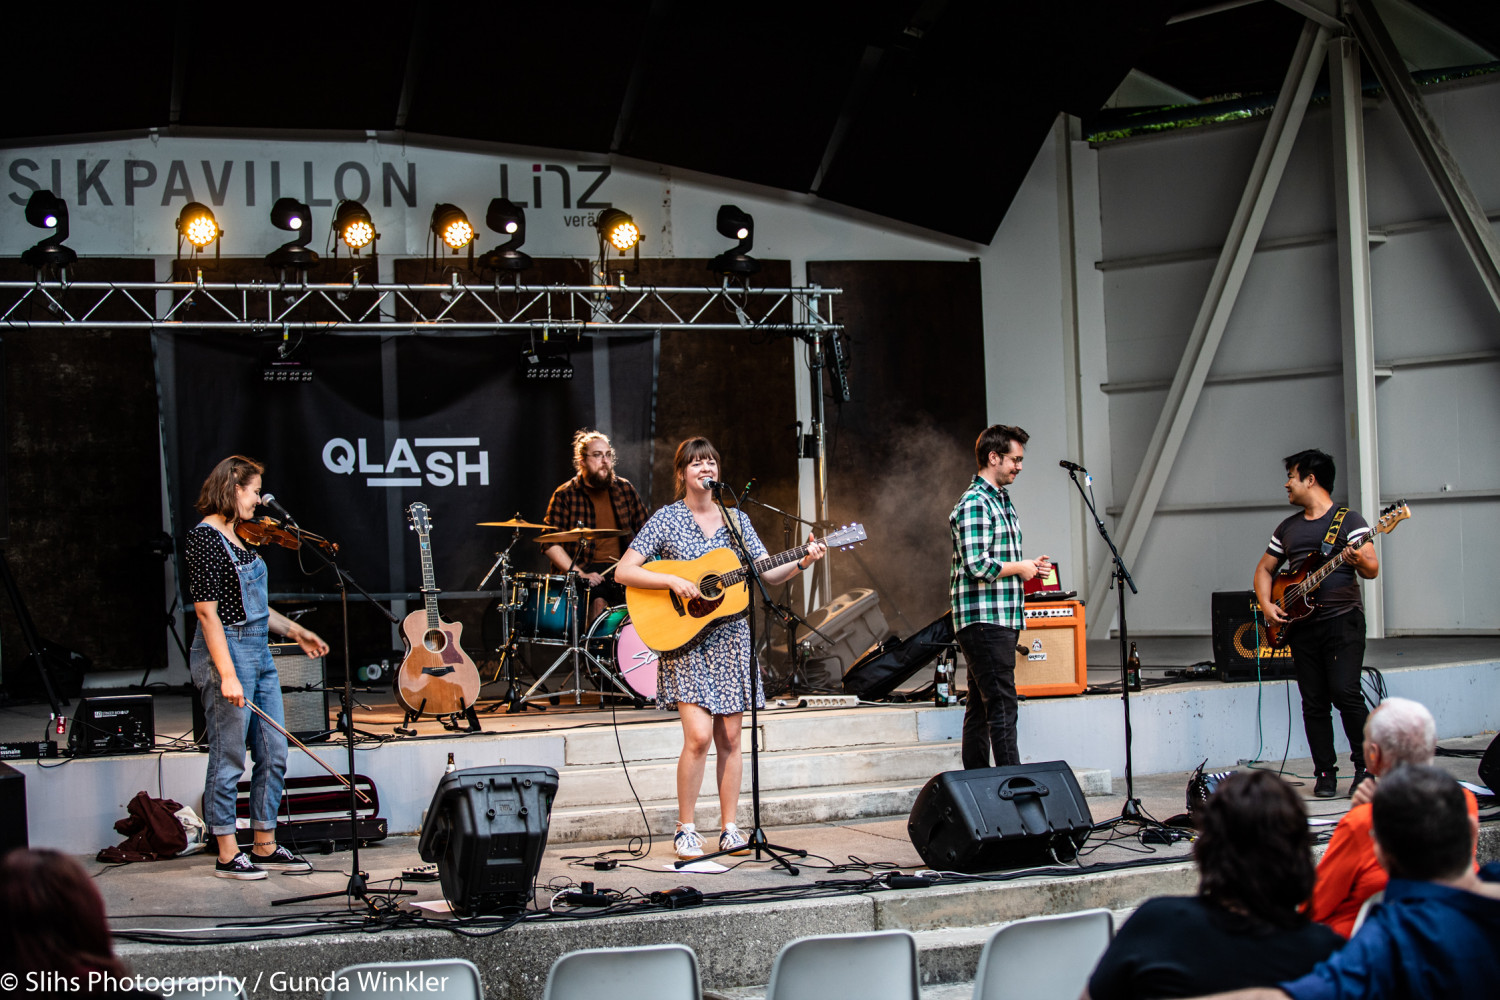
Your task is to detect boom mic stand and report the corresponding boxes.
[258,497,413,910]
[1064,468,1156,829]
[679,483,807,875]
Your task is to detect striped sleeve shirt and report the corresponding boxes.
[949,475,1024,631]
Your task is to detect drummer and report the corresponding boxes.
[542,429,650,624]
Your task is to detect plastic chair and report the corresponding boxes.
[973,908,1115,1000]
[327,959,481,1000]
[170,978,245,1000]
[766,930,919,1000]
[1350,889,1385,935]
[545,944,701,1000]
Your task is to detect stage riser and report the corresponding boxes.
[562,709,925,764]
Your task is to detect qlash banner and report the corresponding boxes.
[155,331,656,602]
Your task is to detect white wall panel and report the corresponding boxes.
[1377,361,1500,494]
[1381,499,1500,632]
[1371,228,1500,357]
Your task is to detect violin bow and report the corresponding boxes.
[244,697,372,806]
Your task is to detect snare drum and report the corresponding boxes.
[586,606,658,701]
[513,572,574,640]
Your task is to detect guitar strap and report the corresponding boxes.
[1320,507,1348,556]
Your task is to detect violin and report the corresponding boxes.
[234,516,339,555]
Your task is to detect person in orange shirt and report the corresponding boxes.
[1307,696,1479,937]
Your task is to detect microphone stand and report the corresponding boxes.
[679,483,807,874]
[260,500,413,910]
[1064,469,1154,829]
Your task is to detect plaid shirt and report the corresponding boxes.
[949,474,1024,631]
[542,475,650,564]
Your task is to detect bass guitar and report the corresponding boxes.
[626,523,868,653]
[1267,500,1410,648]
[394,502,481,717]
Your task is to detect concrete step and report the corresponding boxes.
[554,740,964,808]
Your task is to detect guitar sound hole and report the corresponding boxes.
[699,574,723,600]
[423,629,447,653]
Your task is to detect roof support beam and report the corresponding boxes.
[1084,21,1330,635]
[1330,34,1384,638]
[1347,0,1500,320]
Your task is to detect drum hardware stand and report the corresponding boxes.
[681,483,807,875]
[519,566,637,706]
[257,499,414,911]
[474,531,543,714]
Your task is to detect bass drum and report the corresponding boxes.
[586,606,658,702]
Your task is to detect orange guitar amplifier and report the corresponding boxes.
[1017,601,1087,697]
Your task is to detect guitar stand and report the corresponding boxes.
[439,705,482,732]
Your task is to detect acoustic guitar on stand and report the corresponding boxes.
[1266,500,1410,648]
[394,502,481,718]
[626,523,868,653]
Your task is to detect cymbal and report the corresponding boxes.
[535,527,629,543]
[476,514,552,530]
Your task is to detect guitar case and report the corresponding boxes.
[843,611,954,701]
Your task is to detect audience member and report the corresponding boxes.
[1307,696,1479,937]
[1084,770,1341,999]
[1193,763,1500,1000]
[0,848,130,981]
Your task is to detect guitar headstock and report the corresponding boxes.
[407,502,432,537]
[824,523,867,549]
[1374,500,1410,535]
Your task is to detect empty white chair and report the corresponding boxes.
[766,929,919,1000]
[1350,889,1385,935]
[327,958,481,1000]
[973,908,1114,1000]
[545,943,701,1000]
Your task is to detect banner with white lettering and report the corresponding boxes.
[156,330,657,601]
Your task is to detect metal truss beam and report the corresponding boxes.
[1330,35,1384,638]
[1348,0,1500,319]
[0,277,841,336]
[1083,21,1331,635]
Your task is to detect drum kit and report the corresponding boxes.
[475,514,657,711]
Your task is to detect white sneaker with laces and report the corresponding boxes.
[674,823,705,860]
[719,822,750,856]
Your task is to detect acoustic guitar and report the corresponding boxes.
[394,502,481,716]
[626,523,868,653]
[1266,500,1410,648]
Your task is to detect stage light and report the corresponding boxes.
[178,203,219,247]
[265,197,318,271]
[709,203,760,276]
[332,200,377,257]
[432,204,474,251]
[521,340,574,380]
[594,209,640,253]
[20,189,78,269]
[479,198,532,272]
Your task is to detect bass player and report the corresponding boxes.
[1252,449,1379,799]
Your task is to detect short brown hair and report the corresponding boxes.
[1194,770,1316,928]
[975,424,1028,471]
[673,436,721,499]
[195,454,264,519]
[0,848,128,978]
[571,429,615,474]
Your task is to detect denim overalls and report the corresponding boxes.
[189,529,287,837]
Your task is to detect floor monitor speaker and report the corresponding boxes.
[908,760,1093,872]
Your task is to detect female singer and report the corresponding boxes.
[187,455,329,879]
[614,437,825,860]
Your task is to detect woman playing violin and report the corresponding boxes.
[186,455,329,880]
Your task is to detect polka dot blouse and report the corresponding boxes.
[185,522,260,625]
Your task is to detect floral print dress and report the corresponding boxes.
[627,501,768,715]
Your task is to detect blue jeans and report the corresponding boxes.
[956,622,1021,768]
[191,624,287,836]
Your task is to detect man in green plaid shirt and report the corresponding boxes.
[949,424,1050,768]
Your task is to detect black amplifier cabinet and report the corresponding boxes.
[68,695,155,756]
[908,760,1093,873]
[1212,591,1296,681]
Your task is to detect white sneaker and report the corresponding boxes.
[719,823,750,856]
[674,823,705,860]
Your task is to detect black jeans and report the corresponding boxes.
[1290,609,1368,775]
[956,622,1021,769]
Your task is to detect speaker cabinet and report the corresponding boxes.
[0,762,26,853]
[908,761,1093,872]
[419,765,558,916]
[1211,591,1295,681]
[68,695,154,756]
[1017,601,1086,696]
[271,644,328,736]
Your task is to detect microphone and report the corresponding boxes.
[699,478,726,491]
[1059,460,1087,473]
[260,492,297,524]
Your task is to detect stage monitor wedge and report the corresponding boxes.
[908,761,1093,873]
[418,765,558,916]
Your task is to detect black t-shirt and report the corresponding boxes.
[185,522,259,625]
[1265,505,1371,620]
[1088,896,1342,1000]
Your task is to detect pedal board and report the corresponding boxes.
[402,863,440,882]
